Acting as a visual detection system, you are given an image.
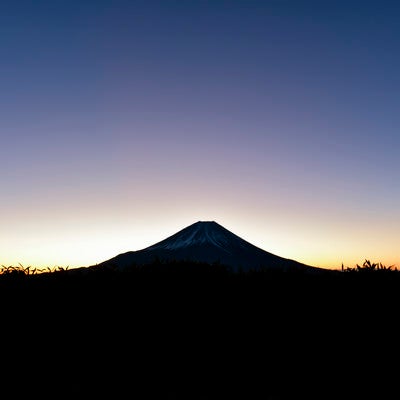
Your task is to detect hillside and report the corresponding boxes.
[1,260,399,399]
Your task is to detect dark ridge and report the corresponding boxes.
[1,260,399,399]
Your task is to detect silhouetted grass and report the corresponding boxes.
[1,259,399,399]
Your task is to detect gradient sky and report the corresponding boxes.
[2,0,400,270]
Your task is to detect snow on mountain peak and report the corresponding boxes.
[145,221,233,251]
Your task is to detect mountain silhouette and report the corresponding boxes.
[94,220,324,273]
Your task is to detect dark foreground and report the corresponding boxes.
[1,262,399,399]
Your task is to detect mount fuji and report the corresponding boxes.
[93,221,324,273]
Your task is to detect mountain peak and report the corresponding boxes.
[144,220,234,251]
[95,220,322,273]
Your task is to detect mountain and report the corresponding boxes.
[93,220,325,273]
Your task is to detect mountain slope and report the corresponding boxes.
[94,221,323,273]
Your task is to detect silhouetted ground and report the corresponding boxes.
[1,261,399,399]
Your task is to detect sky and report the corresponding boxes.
[2,0,400,271]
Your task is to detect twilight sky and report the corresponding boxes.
[2,0,400,270]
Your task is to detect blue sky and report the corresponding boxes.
[2,0,400,270]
